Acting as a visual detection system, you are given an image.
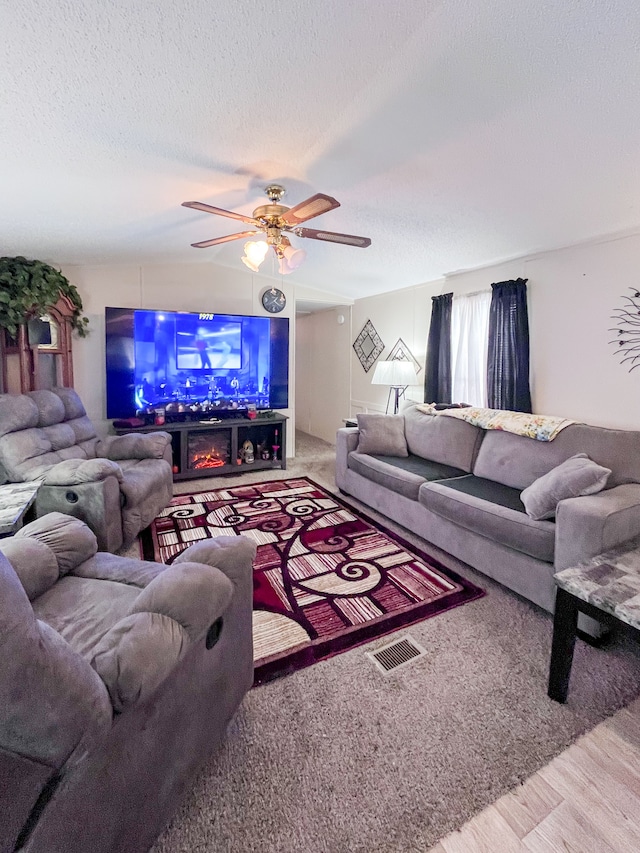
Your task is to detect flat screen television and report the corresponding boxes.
[105,307,289,419]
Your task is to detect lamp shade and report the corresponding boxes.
[371,359,419,387]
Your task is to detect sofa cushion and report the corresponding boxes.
[41,423,77,451]
[33,576,140,660]
[0,429,53,477]
[67,416,98,445]
[419,475,556,562]
[0,395,39,438]
[348,451,466,501]
[521,453,612,520]
[403,405,483,473]
[356,413,408,457]
[28,390,66,427]
[473,423,640,490]
[90,562,234,711]
[53,387,87,420]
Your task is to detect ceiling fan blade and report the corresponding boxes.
[182,201,259,226]
[190,230,259,248]
[294,227,371,248]
[279,193,340,226]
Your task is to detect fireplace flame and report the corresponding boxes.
[191,452,226,469]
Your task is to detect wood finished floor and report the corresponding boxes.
[429,696,640,852]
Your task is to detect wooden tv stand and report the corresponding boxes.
[114,414,287,481]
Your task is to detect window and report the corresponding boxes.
[450,291,491,406]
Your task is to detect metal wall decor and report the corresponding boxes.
[388,338,422,374]
[609,288,640,372]
[353,319,385,372]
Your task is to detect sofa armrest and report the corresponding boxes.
[173,535,256,589]
[336,427,360,488]
[90,562,235,711]
[555,484,640,570]
[36,480,124,553]
[97,432,172,461]
[41,458,123,486]
[14,511,98,577]
[131,561,234,641]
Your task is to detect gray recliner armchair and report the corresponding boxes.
[0,387,173,551]
[0,511,255,853]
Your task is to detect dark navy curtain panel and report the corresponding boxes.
[487,278,532,412]
[424,293,453,404]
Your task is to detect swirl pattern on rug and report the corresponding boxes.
[145,477,484,683]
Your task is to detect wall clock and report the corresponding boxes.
[261,287,286,314]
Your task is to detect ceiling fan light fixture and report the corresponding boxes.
[241,256,261,272]
[277,257,291,275]
[282,244,306,270]
[241,240,268,271]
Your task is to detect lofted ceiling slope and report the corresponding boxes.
[2,1,640,299]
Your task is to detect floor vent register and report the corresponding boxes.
[366,635,427,675]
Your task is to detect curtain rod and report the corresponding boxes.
[453,288,491,298]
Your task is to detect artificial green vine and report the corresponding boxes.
[0,256,89,338]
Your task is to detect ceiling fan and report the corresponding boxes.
[182,184,371,274]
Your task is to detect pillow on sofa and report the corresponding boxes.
[356,413,408,457]
[521,453,612,520]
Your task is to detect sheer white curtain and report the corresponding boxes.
[451,290,491,406]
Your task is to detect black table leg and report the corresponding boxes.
[548,587,580,703]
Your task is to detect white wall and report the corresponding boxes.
[342,230,640,431]
[295,307,352,444]
[350,282,439,415]
[61,263,297,456]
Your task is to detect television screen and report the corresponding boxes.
[105,308,289,419]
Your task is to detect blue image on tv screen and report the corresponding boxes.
[175,314,242,370]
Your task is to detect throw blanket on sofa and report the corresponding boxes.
[416,405,575,441]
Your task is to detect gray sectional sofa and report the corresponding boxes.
[336,405,640,624]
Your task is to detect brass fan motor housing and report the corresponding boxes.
[252,203,290,223]
[265,226,283,245]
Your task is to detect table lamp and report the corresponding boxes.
[371,360,419,414]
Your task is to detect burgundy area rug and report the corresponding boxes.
[143,477,484,684]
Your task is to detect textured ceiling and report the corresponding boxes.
[2,1,640,299]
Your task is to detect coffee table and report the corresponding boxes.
[0,482,40,537]
[548,539,640,702]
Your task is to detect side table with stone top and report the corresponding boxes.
[549,538,640,702]
[0,482,40,537]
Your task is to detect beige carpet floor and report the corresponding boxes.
[148,431,640,853]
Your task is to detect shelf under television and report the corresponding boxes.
[113,414,287,481]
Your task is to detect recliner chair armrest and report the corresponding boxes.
[131,561,234,641]
[36,480,124,552]
[90,562,235,711]
[96,432,172,461]
[13,511,98,578]
[555,483,640,570]
[174,535,256,589]
[41,457,123,485]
